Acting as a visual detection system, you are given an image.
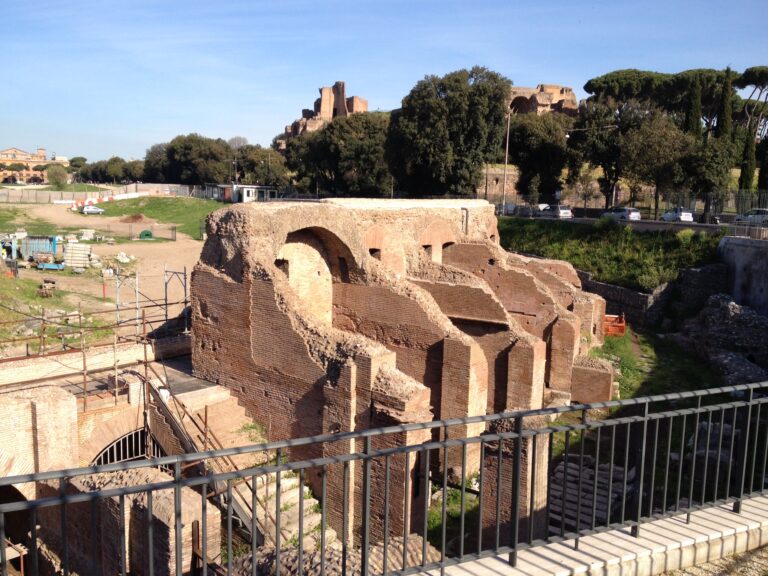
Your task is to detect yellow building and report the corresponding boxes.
[0,147,70,183]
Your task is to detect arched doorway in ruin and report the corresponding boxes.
[90,428,167,468]
[0,484,30,566]
[510,96,532,114]
[418,219,457,264]
[274,226,358,325]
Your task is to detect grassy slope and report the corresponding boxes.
[0,275,112,350]
[99,197,221,238]
[498,217,723,292]
[550,328,723,457]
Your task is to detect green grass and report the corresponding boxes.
[591,328,723,400]
[39,183,108,192]
[426,476,480,552]
[498,217,723,292]
[549,328,725,460]
[0,206,58,235]
[0,274,113,351]
[99,197,221,238]
[237,422,267,443]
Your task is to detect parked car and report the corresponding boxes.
[514,205,535,217]
[734,208,768,225]
[539,204,573,219]
[601,206,641,221]
[496,202,517,216]
[660,208,694,222]
[81,205,105,215]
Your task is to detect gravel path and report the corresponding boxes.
[666,545,768,575]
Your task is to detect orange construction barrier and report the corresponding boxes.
[604,314,627,337]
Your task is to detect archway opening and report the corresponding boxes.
[91,429,167,468]
[275,227,357,325]
[0,484,30,565]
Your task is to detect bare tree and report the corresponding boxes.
[572,169,599,211]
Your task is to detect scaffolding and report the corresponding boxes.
[0,267,191,412]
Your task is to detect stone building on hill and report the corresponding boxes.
[509,84,578,116]
[277,81,368,149]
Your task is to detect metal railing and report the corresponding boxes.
[2,380,768,575]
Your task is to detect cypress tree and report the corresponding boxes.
[757,145,768,192]
[739,132,756,191]
[685,77,703,140]
[716,68,733,140]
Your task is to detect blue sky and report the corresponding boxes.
[3,0,766,161]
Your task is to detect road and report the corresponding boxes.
[513,215,725,234]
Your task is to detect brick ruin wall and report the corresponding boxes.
[0,387,79,499]
[37,468,221,576]
[190,199,613,547]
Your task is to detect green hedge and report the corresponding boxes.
[498,217,723,292]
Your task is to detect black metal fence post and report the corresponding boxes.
[632,402,649,537]
[508,416,522,567]
[735,388,755,513]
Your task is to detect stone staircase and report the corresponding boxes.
[169,384,337,550]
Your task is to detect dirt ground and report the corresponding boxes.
[18,204,204,319]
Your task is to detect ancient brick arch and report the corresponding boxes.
[78,405,144,467]
[418,219,457,264]
[274,226,365,325]
[511,96,533,114]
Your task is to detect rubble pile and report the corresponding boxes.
[675,294,768,385]
[231,535,440,576]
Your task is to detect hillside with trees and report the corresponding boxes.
[70,65,767,211]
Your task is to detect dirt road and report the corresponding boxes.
[18,204,204,319]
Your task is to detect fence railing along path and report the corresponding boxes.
[2,380,768,575]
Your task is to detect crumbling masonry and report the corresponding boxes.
[191,199,613,544]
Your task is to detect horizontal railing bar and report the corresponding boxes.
[4,381,766,487]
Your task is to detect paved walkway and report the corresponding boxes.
[419,496,768,576]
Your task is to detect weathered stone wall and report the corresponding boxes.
[578,270,672,327]
[718,237,768,316]
[480,417,550,547]
[571,359,616,404]
[0,342,153,387]
[38,468,221,576]
[0,387,78,499]
[674,295,768,385]
[442,242,592,396]
[190,199,613,545]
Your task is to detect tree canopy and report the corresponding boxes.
[68,156,87,172]
[45,164,69,189]
[143,144,169,183]
[285,112,392,196]
[164,134,231,185]
[567,100,646,207]
[77,156,144,183]
[386,67,511,196]
[235,144,289,189]
[621,111,694,215]
[583,69,669,103]
[584,67,746,137]
[506,112,573,202]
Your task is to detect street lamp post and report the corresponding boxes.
[501,109,512,214]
